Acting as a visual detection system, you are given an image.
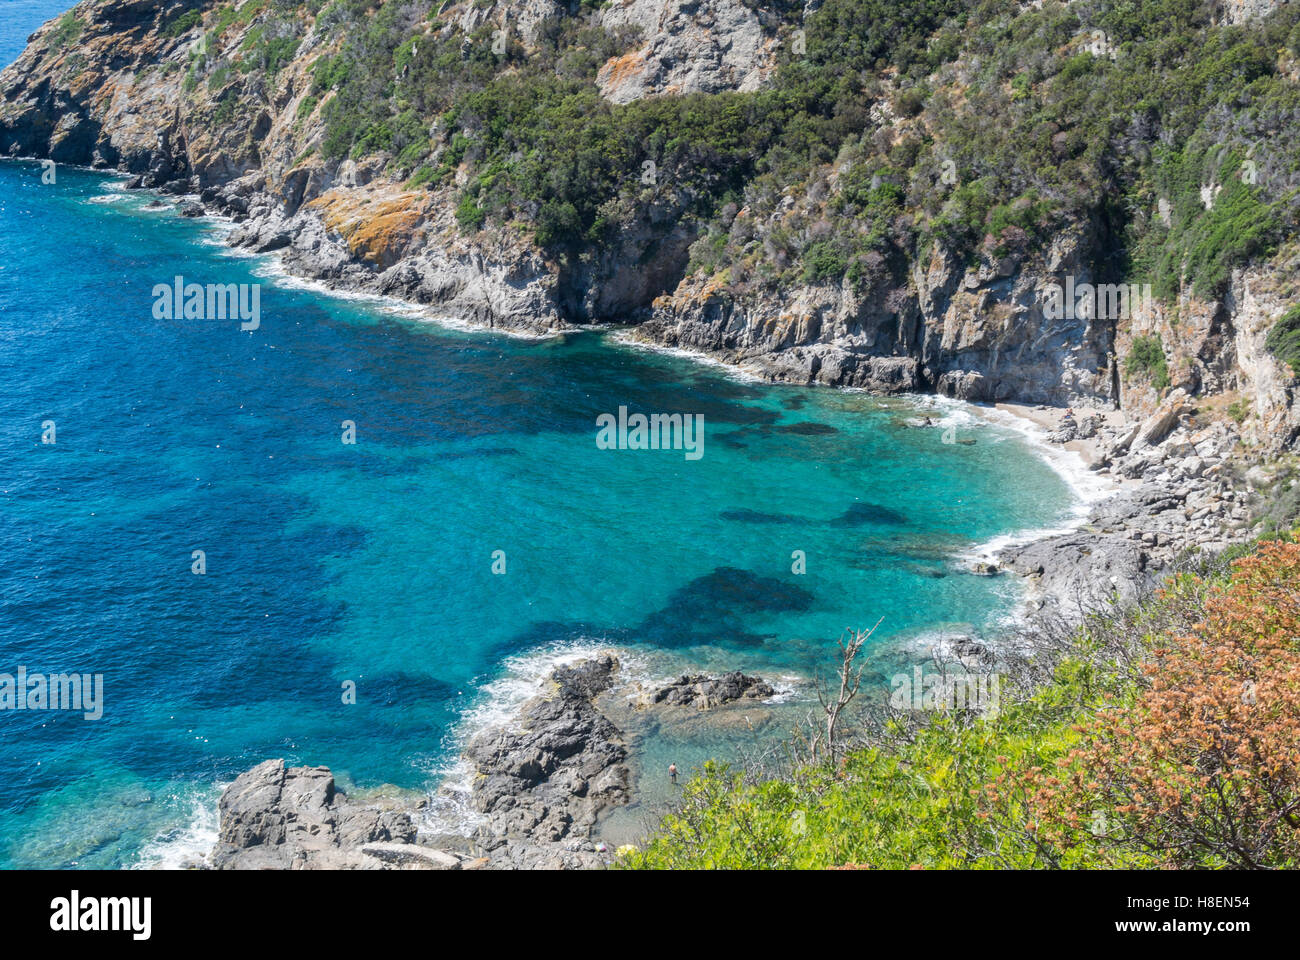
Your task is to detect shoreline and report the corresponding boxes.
[67,168,1255,868]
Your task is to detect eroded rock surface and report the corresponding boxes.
[651,671,774,708]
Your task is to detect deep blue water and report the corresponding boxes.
[0,1,72,66]
[0,7,1084,868]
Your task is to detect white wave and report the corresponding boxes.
[86,193,126,204]
[892,625,983,661]
[977,404,1112,503]
[419,638,654,836]
[404,309,569,341]
[951,404,1117,565]
[896,392,993,433]
[244,256,567,339]
[418,755,484,838]
[763,675,804,704]
[132,783,222,870]
[607,329,770,384]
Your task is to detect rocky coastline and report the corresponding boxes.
[985,391,1258,617]
[4,0,1297,872]
[101,169,1299,873]
[205,655,784,870]
[29,152,1299,874]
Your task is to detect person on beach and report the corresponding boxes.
[669,763,678,785]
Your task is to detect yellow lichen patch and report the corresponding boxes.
[597,48,648,90]
[307,189,432,270]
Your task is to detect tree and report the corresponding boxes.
[798,620,881,766]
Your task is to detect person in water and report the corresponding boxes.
[669,763,678,785]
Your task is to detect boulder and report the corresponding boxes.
[209,759,423,870]
[651,671,774,708]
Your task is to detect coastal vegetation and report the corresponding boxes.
[285,0,1300,291]
[1125,334,1171,390]
[623,534,1300,869]
[1267,306,1300,374]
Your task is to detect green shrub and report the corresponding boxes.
[455,193,487,231]
[623,538,1300,869]
[1266,306,1300,375]
[1126,334,1170,389]
[49,11,83,49]
[163,10,203,40]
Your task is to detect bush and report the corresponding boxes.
[623,538,1300,869]
[163,10,203,40]
[49,11,83,49]
[1265,306,1300,375]
[1024,542,1300,869]
[1125,334,1170,389]
[455,193,486,231]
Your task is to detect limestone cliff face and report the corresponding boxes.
[641,225,1297,450]
[595,0,781,103]
[1223,0,1290,26]
[457,0,783,102]
[641,224,1117,406]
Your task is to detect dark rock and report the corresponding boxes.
[178,201,205,217]
[651,671,774,708]
[460,655,630,869]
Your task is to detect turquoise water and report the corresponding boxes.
[0,4,1086,863]
[0,160,1082,868]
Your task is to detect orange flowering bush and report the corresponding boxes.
[1024,540,1300,868]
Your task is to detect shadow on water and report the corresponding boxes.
[830,502,909,527]
[493,567,817,659]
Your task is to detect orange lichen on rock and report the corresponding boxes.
[307,188,432,270]
[597,48,648,90]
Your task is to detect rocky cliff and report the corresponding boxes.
[1,0,1296,452]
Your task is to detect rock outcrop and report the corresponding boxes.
[596,0,779,103]
[209,759,448,870]
[651,671,774,708]
[640,226,1117,404]
[1000,412,1252,616]
[461,654,631,869]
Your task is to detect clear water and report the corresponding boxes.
[0,8,1084,868]
[0,1,73,66]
